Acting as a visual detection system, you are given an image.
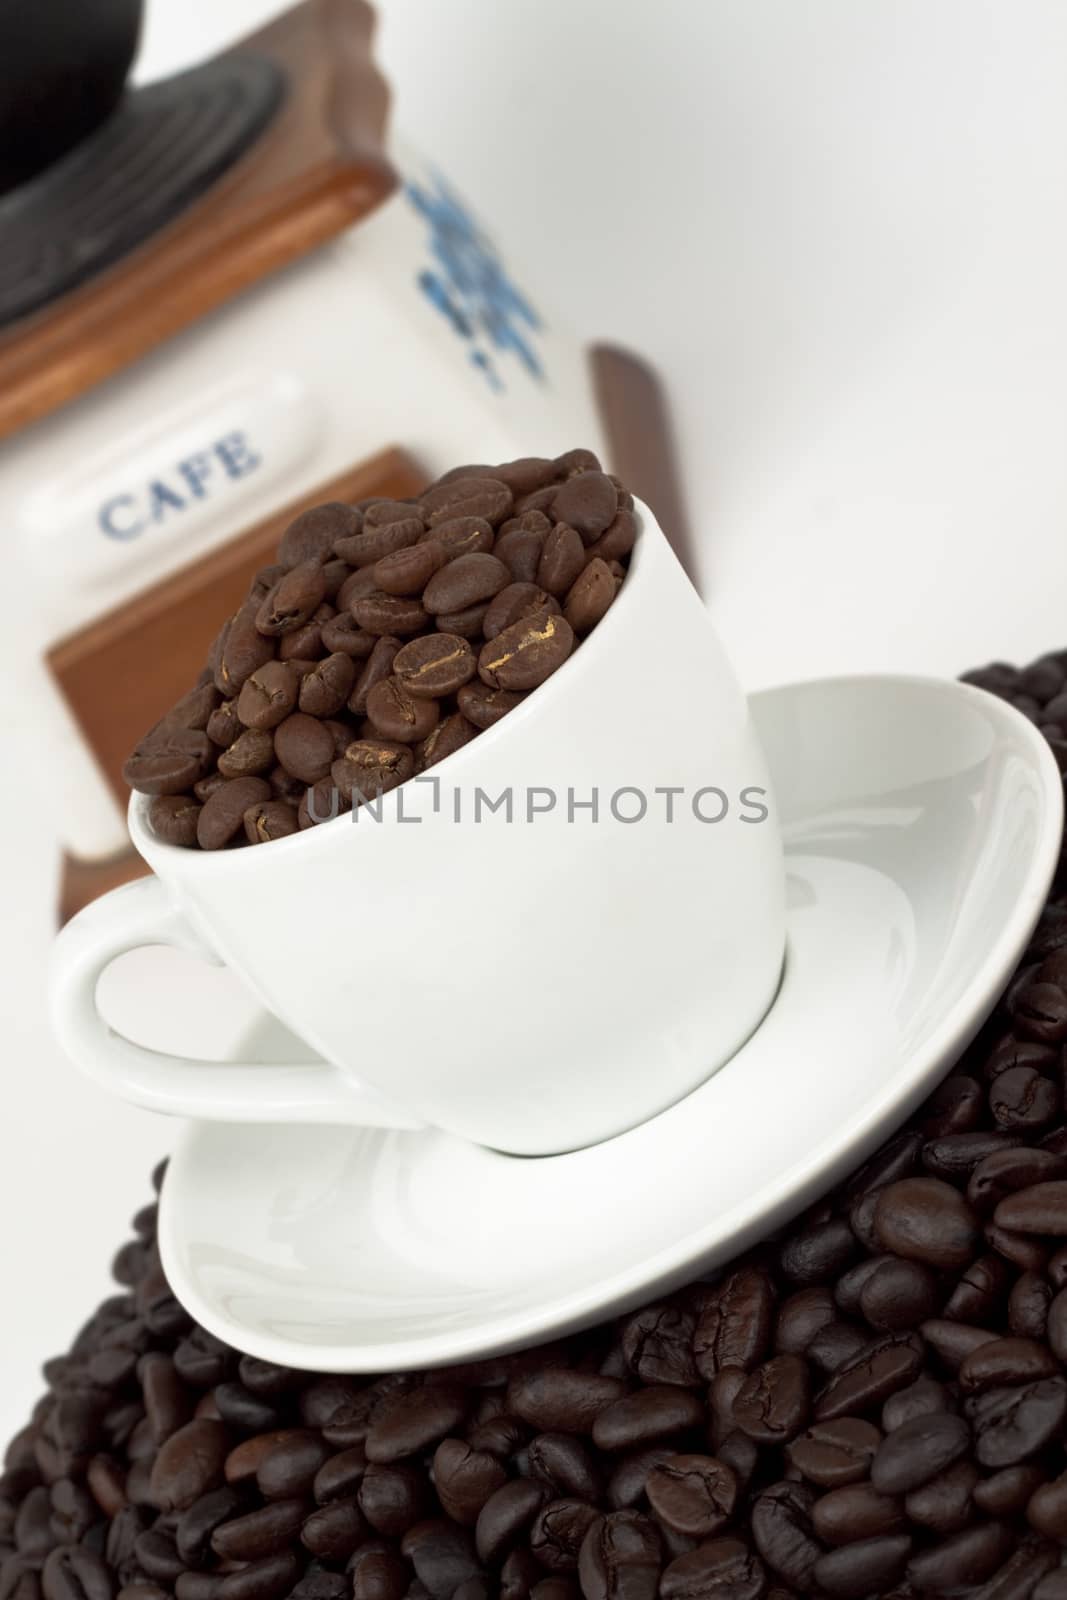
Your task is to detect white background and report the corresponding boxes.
[6,0,1067,1441]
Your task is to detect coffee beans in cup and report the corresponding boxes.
[123,454,633,849]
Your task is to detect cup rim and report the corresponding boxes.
[128,497,666,871]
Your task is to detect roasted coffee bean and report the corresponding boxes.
[535,527,586,598]
[211,1499,305,1560]
[881,1377,952,1432]
[975,1463,1046,1518]
[564,561,616,635]
[1017,1280,1055,1344]
[870,1412,971,1493]
[493,458,558,497]
[551,473,618,541]
[319,615,376,659]
[253,1433,328,1500]
[365,1387,467,1464]
[363,501,420,531]
[131,1528,184,1585]
[336,565,382,610]
[780,1218,858,1285]
[173,1331,232,1389]
[298,654,356,719]
[775,1288,837,1356]
[814,1535,911,1598]
[455,683,525,730]
[959,1336,1059,1392]
[423,478,512,528]
[859,1258,939,1331]
[645,1455,738,1537]
[620,1305,699,1388]
[217,728,274,779]
[1025,1471,1067,1539]
[351,593,428,637]
[139,1356,189,1446]
[256,562,327,637]
[237,663,300,731]
[279,503,359,568]
[404,1519,481,1597]
[194,772,227,802]
[41,1547,113,1600]
[347,1541,408,1600]
[373,540,446,597]
[814,1333,924,1419]
[174,1485,245,1567]
[85,1459,125,1521]
[422,554,510,616]
[995,1182,1067,1234]
[812,1483,906,1546]
[475,1481,546,1565]
[577,1511,660,1600]
[348,638,401,718]
[196,778,272,850]
[945,1254,1012,1322]
[660,1536,765,1600]
[985,1223,1050,1272]
[971,1149,1067,1214]
[482,584,560,642]
[477,609,573,691]
[874,1179,979,1267]
[393,635,476,698]
[272,715,334,785]
[435,602,490,638]
[124,729,213,797]
[732,1356,810,1445]
[422,517,496,561]
[528,1499,598,1572]
[922,1450,987,1548]
[707,1371,746,1451]
[299,1500,366,1560]
[243,800,298,845]
[1010,981,1067,1044]
[431,1442,506,1526]
[365,678,439,744]
[331,740,413,803]
[694,1267,775,1378]
[147,796,201,848]
[148,1421,228,1512]
[921,1075,985,1137]
[218,606,274,694]
[506,1371,626,1436]
[587,509,637,563]
[335,518,424,570]
[907,1521,1014,1591]
[604,1448,675,1512]
[217,1552,300,1600]
[751,1482,821,1590]
[494,528,545,584]
[786,1418,881,1487]
[591,1389,703,1453]
[990,1069,1060,1131]
[416,713,478,771]
[972,1540,1060,1600]
[357,1464,424,1536]
[972,1378,1067,1466]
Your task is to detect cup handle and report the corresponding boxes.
[48,875,424,1128]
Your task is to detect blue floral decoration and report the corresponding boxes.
[406,171,544,393]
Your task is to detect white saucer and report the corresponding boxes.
[159,674,1062,1372]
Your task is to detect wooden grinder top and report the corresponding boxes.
[0,0,397,443]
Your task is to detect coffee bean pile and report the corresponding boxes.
[122,452,632,850]
[11,647,1067,1599]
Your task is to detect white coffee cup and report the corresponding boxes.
[49,502,785,1156]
